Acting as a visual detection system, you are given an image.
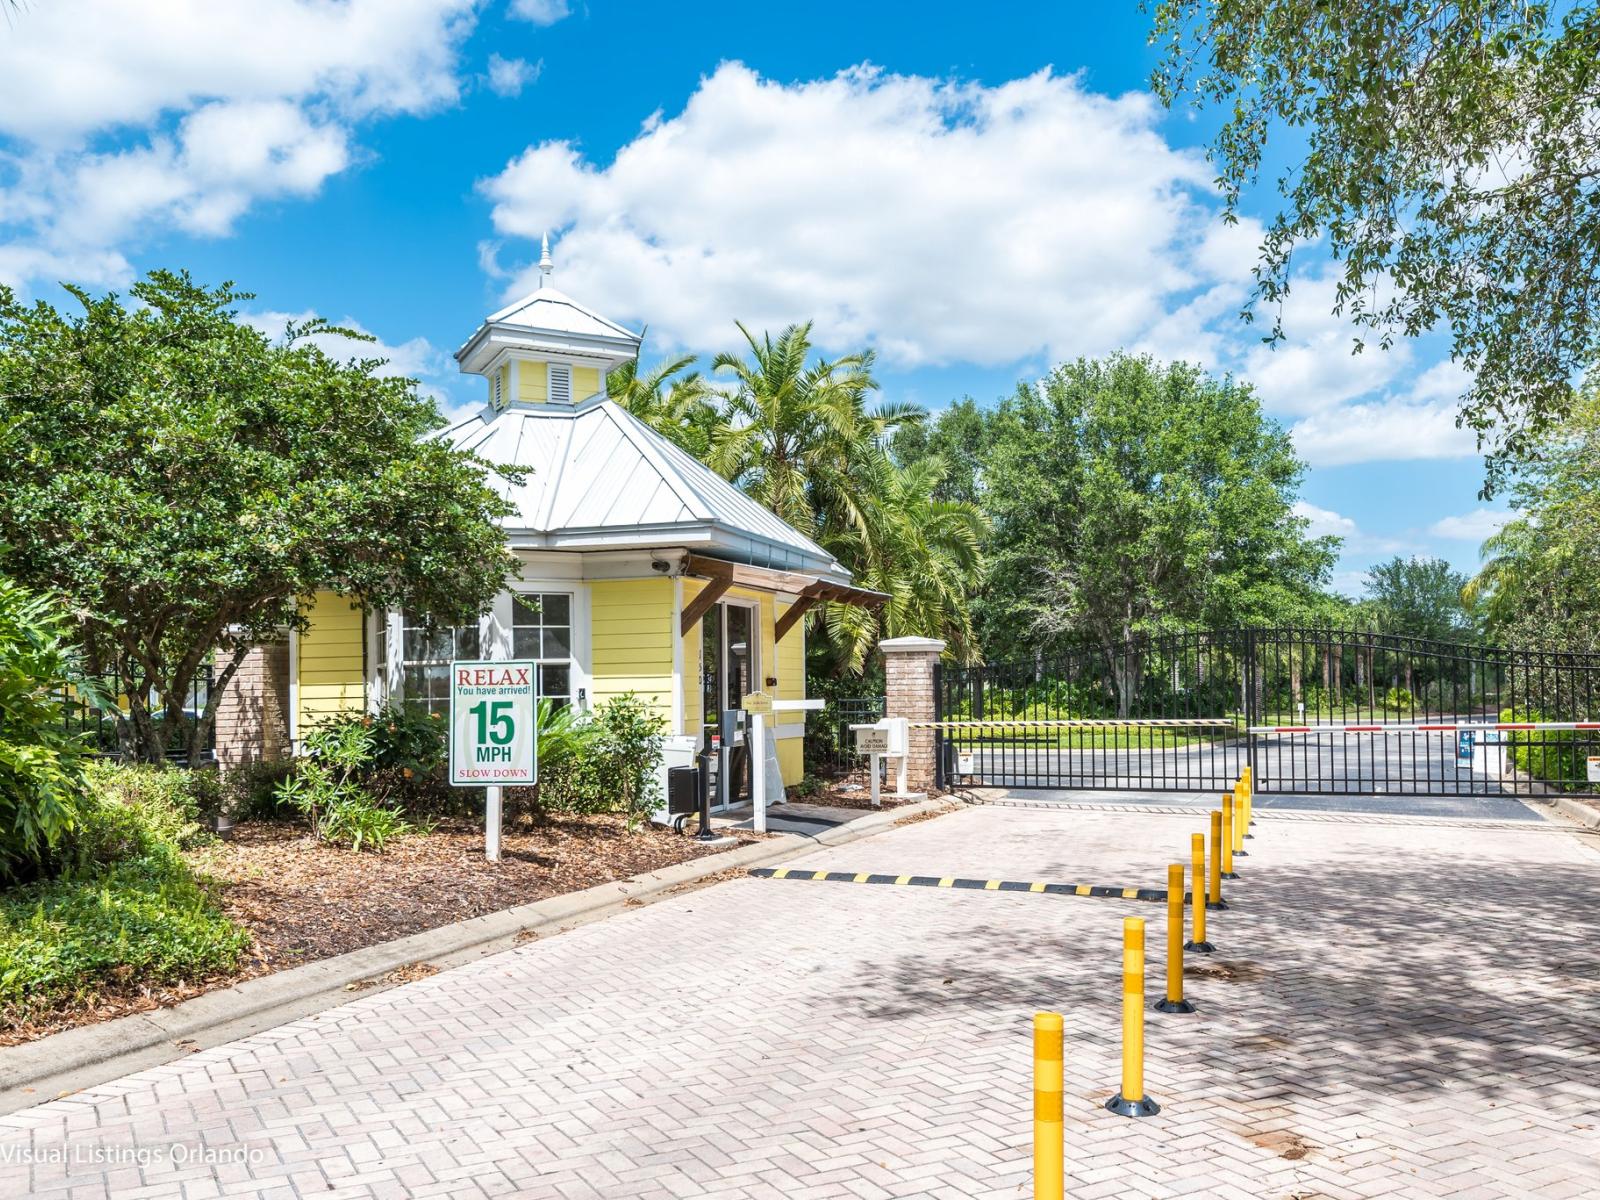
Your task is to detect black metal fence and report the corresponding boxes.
[938,628,1600,797]
[60,668,216,766]
[937,632,1247,792]
[804,695,885,783]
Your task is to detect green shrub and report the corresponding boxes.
[1500,707,1592,789]
[79,763,214,861]
[523,695,664,828]
[1382,686,1416,711]
[222,759,298,820]
[0,577,93,884]
[0,848,249,1019]
[285,705,463,818]
[274,718,412,852]
[365,704,447,775]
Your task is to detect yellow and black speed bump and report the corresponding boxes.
[749,866,1171,903]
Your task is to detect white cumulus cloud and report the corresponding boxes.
[486,54,541,98]
[1292,500,1357,539]
[1429,508,1518,542]
[0,0,479,291]
[510,0,572,25]
[1289,399,1478,468]
[480,63,1234,368]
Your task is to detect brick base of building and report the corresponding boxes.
[213,642,291,769]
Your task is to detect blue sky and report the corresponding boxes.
[0,1,1513,597]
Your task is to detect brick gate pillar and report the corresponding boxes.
[214,641,291,769]
[881,636,946,793]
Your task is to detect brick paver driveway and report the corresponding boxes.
[4,800,1599,1199]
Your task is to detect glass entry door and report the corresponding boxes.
[700,600,757,806]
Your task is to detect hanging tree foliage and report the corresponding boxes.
[1151,0,1600,493]
[0,271,518,764]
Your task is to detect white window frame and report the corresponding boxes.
[509,587,579,709]
[382,609,487,716]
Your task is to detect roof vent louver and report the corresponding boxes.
[549,363,572,404]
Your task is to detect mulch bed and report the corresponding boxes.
[196,815,755,967]
[797,777,942,811]
[2,815,758,1048]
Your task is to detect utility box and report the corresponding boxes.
[651,735,701,826]
[666,766,700,816]
[854,717,908,756]
[855,724,891,754]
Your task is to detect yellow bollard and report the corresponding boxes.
[1206,810,1228,910]
[1104,917,1161,1117]
[1154,864,1197,1013]
[1185,833,1214,952]
[1232,786,1249,858]
[1221,794,1239,880]
[1033,1012,1064,1200]
[1242,783,1255,840]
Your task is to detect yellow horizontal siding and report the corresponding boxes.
[519,359,547,404]
[683,580,703,733]
[298,591,365,733]
[776,736,802,788]
[573,366,600,400]
[776,599,805,702]
[589,578,673,722]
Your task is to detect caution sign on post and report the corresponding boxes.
[449,660,537,786]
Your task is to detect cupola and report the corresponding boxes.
[453,234,642,411]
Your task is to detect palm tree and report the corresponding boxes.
[822,455,987,670]
[1464,518,1542,638]
[606,353,718,457]
[707,321,984,671]
[707,321,917,537]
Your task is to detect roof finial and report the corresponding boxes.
[538,232,553,287]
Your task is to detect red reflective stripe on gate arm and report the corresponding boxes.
[1274,725,1311,732]
[1416,724,1457,731]
[1497,723,1536,730]
[1577,723,1600,730]
[1345,725,1384,732]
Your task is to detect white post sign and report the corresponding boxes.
[450,659,537,862]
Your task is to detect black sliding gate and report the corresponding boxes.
[935,628,1600,798]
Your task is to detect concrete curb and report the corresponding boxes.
[0,798,954,1114]
[1537,793,1600,831]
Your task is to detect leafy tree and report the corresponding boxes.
[1465,379,1600,649]
[0,576,93,883]
[1362,556,1473,642]
[607,352,719,458]
[1151,1,1600,491]
[0,271,517,765]
[819,454,988,669]
[708,322,991,668]
[981,353,1336,712]
[888,398,991,508]
[707,321,911,534]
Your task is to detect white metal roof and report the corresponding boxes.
[484,285,639,342]
[439,395,853,580]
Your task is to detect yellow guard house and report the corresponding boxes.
[285,242,882,801]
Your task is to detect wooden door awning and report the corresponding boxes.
[680,552,887,639]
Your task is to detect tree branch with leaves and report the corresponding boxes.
[0,271,518,764]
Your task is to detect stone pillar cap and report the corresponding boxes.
[879,636,947,654]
